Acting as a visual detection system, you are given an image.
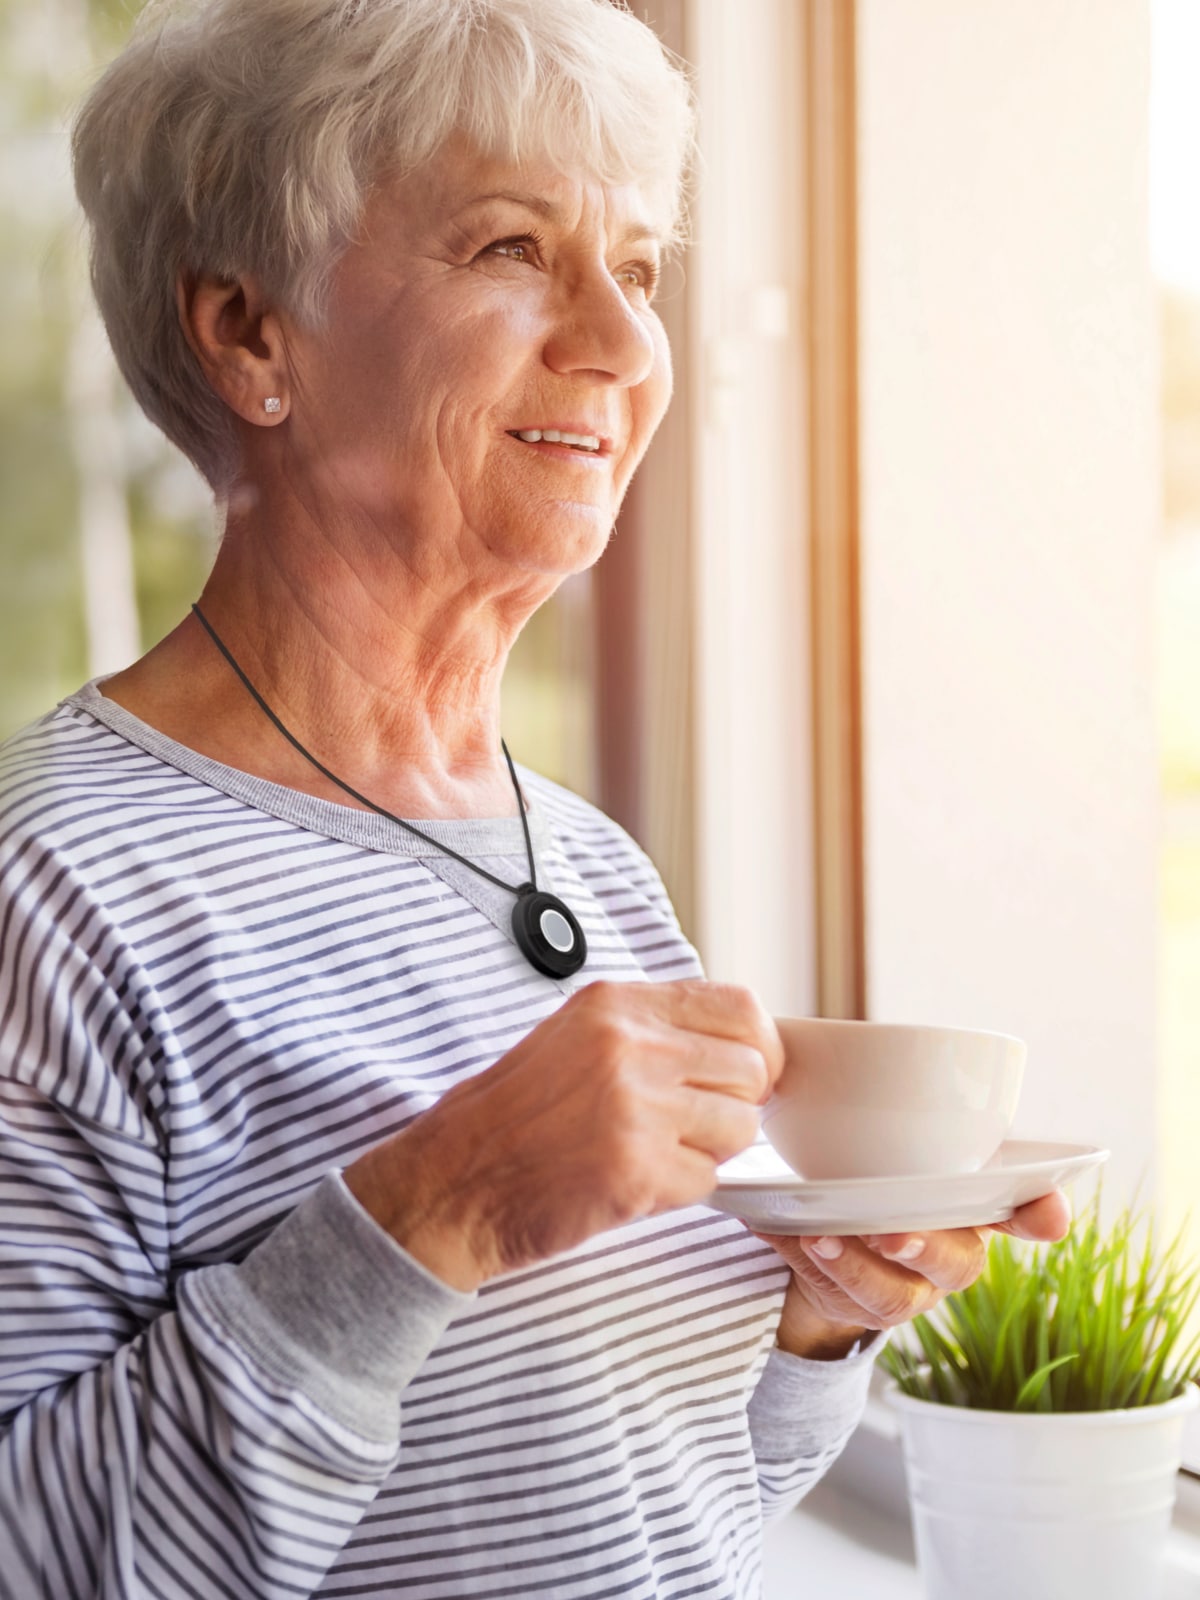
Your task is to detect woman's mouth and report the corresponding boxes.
[506,428,609,458]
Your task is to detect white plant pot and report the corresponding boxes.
[887,1383,1199,1600]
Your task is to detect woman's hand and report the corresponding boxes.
[760,1189,1074,1361]
[345,978,783,1291]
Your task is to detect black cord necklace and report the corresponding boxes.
[190,603,587,980]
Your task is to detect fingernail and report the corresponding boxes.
[885,1238,925,1262]
[808,1236,843,1260]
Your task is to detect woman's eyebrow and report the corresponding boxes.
[459,189,559,220]
[457,190,663,249]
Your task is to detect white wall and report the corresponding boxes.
[857,0,1159,1196]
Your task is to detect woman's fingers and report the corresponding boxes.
[656,1141,741,1213]
[757,1225,991,1331]
[759,1233,936,1329]
[797,1237,945,1326]
[989,1189,1072,1242]
[569,981,781,1106]
[757,1193,1077,1340]
[863,1227,989,1293]
[675,1086,762,1165]
[676,1037,776,1101]
[641,979,785,1097]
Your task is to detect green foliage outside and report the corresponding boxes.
[1,1,83,733]
[0,0,212,738]
[882,1191,1200,1412]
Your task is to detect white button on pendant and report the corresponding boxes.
[539,907,576,953]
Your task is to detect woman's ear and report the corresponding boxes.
[175,272,290,424]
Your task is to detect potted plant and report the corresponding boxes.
[880,1193,1200,1600]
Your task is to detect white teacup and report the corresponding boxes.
[762,1018,1026,1181]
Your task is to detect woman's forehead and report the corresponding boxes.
[381,137,667,243]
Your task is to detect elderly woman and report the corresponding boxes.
[0,1,1068,1596]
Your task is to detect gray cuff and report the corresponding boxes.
[197,1171,475,1443]
[748,1333,885,1464]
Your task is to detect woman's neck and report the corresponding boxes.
[101,516,558,820]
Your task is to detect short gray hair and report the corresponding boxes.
[72,0,695,490]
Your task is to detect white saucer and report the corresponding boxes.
[707,1139,1109,1236]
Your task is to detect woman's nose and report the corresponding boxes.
[542,272,656,388]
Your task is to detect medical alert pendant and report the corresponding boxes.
[511,884,588,979]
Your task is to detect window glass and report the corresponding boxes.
[1151,0,1200,1334]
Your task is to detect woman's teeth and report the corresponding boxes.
[513,429,601,452]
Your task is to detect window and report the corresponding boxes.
[618,0,825,1012]
[1151,0,1200,1469]
[820,0,1193,1521]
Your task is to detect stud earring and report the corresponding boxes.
[263,396,282,415]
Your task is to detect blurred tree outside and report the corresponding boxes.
[0,0,592,794]
[0,0,214,741]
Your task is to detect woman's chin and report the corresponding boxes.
[500,505,616,577]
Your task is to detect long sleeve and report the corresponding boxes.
[1,702,844,1599]
[0,837,471,1600]
[746,1341,882,1523]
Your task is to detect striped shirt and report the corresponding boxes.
[0,684,877,1600]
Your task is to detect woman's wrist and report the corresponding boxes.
[342,1133,492,1295]
[774,1294,871,1361]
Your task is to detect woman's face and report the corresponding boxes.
[277,138,673,586]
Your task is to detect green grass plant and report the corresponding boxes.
[881,1191,1200,1412]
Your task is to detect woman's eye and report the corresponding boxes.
[478,237,660,298]
[485,235,541,265]
[617,261,661,299]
